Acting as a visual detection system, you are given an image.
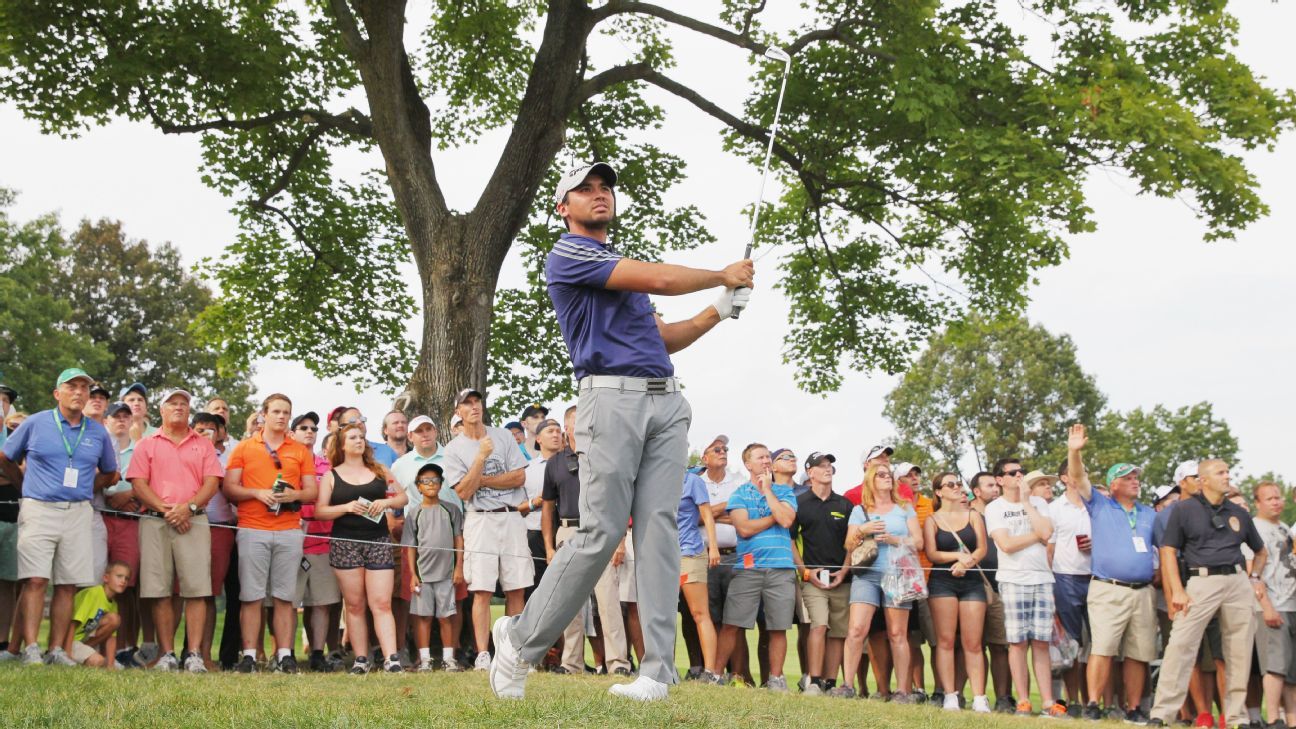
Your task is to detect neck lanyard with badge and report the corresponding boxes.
[54,410,88,489]
[1123,501,1149,554]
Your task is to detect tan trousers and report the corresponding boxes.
[594,541,631,672]
[1150,573,1257,726]
[556,526,587,674]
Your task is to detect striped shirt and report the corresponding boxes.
[728,482,798,570]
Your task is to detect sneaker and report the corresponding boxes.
[1196,716,1217,729]
[609,674,669,702]
[944,692,961,711]
[349,657,370,675]
[798,674,811,692]
[996,696,1019,714]
[1068,703,1083,719]
[236,655,257,673]
[972,696,992,713]
[184,654,207,673]
[1017,701,1035,716]
[152,652,179,672]
[444,660,463,673]
[273,655,299,674]
[0,649,18,662]
[136,643,160,665]
[1148,721,1168,728]
[1106,707,1129,722]
[1267,722,1289,729]
[931,690,947,707]
[417,659,433,672]
[114,647,137,668]
[45,647,77,667]
[1044,703,1070,719]
[474,651,492,671]
[828,685,857,699]
[685,666,704,681]
[309,651,328,673]
[325,652,346,673]
[385,658,402,673]
[911,689,929,705]
[21,644,43,665]
[700,670,724,685]
[767,675,789,692]
[488,616,530,700]
[1084,703,1104,721]
[1127,708,1151,725]
[803,681,822,696]
[613,667,632,676]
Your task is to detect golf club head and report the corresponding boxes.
[764,46,791,63]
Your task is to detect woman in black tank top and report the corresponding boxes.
[922,472,993,713]
[314,424,408,674]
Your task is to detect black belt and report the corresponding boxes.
[1092,576,1151,590]
[1184,565,1242,579]
[718,547,736,556]
[559,518,580,527]
[145,508,205,518]
[472,506,519,513]
[104,511,140,520]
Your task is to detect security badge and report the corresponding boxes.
[1229,516,1242,533]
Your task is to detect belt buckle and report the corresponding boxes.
[646,378,667,394]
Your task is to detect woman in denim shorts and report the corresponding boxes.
[839,463,922,701]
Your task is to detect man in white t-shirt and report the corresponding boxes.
[522,419,561,603]
[1251,482,1296,725]
[699,434,751,682]
[985,457,1062,719]
[1045,460,1091,717]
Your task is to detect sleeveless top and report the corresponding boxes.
[329,469,391,542]
[932,513,979,566]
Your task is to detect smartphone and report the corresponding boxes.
[817,569,831,584]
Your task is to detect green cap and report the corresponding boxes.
[55,368,94,387]
[1106,463,1142,485]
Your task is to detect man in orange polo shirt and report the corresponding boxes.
[125,387,223,673]
[222,393,318,674]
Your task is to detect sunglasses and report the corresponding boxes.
[296,425,319,432]
[343,417,367,425]
[417,477,443,485]
[710,446,729,454]
[1003,469,1024,477]
[876,472,893,479]
[776,453,797,461]
[940,481,961,489]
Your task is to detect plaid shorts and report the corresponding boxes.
[999,582,1054,644]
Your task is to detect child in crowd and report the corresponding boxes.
[65,561,131,668]
[402,463,465,672]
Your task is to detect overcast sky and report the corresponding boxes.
[3,2,1292,489]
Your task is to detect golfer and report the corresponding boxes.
[490,162,754,701]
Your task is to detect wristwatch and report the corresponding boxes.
[188,503,199,515]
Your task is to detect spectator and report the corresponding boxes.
[792,452,852,696]
[87,388,115,580]
[985,457,1064,718]
[523,419,562,600]
[0,376,15,446]
[841,462,922,702]
[1250,482,1296,726]
[85,383,110,424]
[393,416,448,507]
[893,461,935,703]
[1150,460,1266,727]
[120,382,154,442]
[125,388,223,672]
[1066,424,1157,723]
[290,411,341,673]
[698,434,753,683]
[0,377,18,659]
[404,463,465,672]
[924,471,991,712]
[442,388,530,671]
[678,463,722,683]
[714,443,798,692]
[1027,470,1056,503]
[193,410,238,669]
[1045,459,1092,718]
[1153,484,1180,510]
[203,398,236,439]
[315,423,408,673]
[843,444,895,505]
[969,470,1014,712]
[505,421,525,445]
[63,561,131,668]
[372,410,410,467]
[540,405,597,675]
[449,415,463,438]
[0,367,119,666]
[222,393,318,674]
[519,404,549,455]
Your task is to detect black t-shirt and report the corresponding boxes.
[329,470,391,541]
[541,447,581,520]
[1163,493,1264,570]
[973,503,1000,588]
[791,490,853,576]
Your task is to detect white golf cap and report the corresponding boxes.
[861,444,894,464]
[893,462,920,477]
[450,414,463,428]
[553,162,618,205]
[408,415,437,432]
[159,388,193,404]
[1173,460,1199,484]
[1154,484,1181,504]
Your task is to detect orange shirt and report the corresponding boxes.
[227,430,314,531]
[913,494,934,572]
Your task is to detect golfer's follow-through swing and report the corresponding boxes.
[486,165,757,701]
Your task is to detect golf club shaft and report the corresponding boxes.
[733,51,790,320]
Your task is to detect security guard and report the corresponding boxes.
[1149,459,1266,728]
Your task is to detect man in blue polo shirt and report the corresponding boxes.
[491,161,754,702]
[1066,424,1158,723]
[0,367,119,665]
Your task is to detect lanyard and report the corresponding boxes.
[1122,504,1138,532]
[261,437,283,471]
[52,410,88,465]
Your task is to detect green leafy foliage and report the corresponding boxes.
[1090,402,1240,496]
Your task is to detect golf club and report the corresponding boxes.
[732,45,792,320]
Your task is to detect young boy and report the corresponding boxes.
[65,561,131,668]
[402,463,465,672]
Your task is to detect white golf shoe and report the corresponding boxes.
[489,616,529,700]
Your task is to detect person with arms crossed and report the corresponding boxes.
[491,162,754,702]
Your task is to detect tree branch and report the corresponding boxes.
[594,1,766,55]
[249,201,342,274]
[326,0,369,59]
[577,61,652,103]
[138,90,373,138]
[786,18,886,58]
[252,127,326,208]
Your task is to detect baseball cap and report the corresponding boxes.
[159,388,193,404]
[1153,484,1180,505]
[408,415,437,432]
[1023,470,1058,489]
[106,402,131,417]
[1173,460,1199,484]
[805,452,836,469]
[520,404,549,420]
[893,462,921,477]
[861,444,894,464]
[56,368,95,387]
[504,421,523,432]
[533,418,560,437]
[553,162,618,205]
[455,388,484,405]
[450,414,463,428]
[416,462,445,479]
[1106,463,1142,484]
[291,411,320,430]
[770,448,795,462]
[89,383,111,399]
[119,381,148,399]
[327,406,349,424]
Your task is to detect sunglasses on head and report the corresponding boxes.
[343,416,367,425]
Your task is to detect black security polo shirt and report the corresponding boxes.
[792,489,854,574]
[541,447,582,520]
[1162,493,1264,569]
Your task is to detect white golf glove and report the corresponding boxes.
[711,287,752,320]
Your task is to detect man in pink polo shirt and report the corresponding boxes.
[125,388,223,673]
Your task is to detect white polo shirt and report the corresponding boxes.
[701,469,745,549]
[1047,493,1092,576]
[522,454,549,530]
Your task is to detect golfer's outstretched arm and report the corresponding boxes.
[606,258,753,296]
[655,310,721,354]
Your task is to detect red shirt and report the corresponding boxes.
[844,483,863,506]
[301,454,332,555]
[125,429,224,505]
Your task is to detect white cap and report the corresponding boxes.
[893,462,920,477]
[1154,484,1181,504]
[159,388,193,404]
[1173,460,1199,484]
[450,414,463,428]
[861,444,894,464]
[553,162,617,205]
[408,415,437,432]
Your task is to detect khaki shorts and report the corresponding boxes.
[681,554,708,585]
[617,534,637,603]
[296,552,341,607]
[1087,579,1157,662]
[984,588,1008,646]
[463,511,533,593]
[71,640,98,664]
[139,515,212,599]
[17,499,95,586]
[802,581,850,638]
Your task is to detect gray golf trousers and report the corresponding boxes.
[510,381,690,684]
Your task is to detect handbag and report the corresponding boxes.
[935,512,998,606]
[849,506,879,571]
